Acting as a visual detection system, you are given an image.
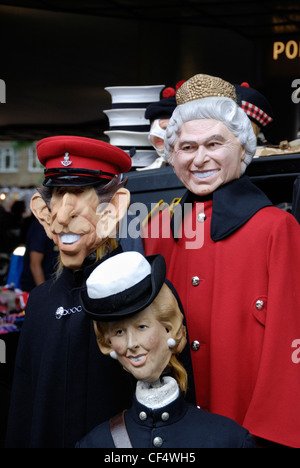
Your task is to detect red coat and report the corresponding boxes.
[143,177,300,447]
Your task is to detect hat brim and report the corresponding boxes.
[80,254,166,321]
[43,175,111,187]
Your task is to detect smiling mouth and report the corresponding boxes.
[59,233,81,245]
[193,170,219,179]
[126,354,147,366]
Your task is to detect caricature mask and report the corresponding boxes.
[30,136,131,269]
[80,252,187,390]
[148,119,169,158]
[164,75,257,188]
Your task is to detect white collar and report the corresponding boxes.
[135,376,180,409]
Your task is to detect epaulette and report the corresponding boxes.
[142,197,182,228]
[169,197,182,217]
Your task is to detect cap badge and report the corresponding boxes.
[61,152,72,167]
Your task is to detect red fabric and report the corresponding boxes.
[37,135,132,175]
[143,202,300,447]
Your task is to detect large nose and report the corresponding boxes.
[56,193,76,227]
[193,145,209,167]
[126,329,140,351]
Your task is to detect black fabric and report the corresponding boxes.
[76,392,256,448]
[234,84,274,125]
[145,97,177,122]
[5,247,135,448]
[171,176,273,242]
[211,176,273,241]
[292,175,300,224]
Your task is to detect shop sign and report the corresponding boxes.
[273,40,300,60]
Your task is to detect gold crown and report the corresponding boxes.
[176,74,237,105]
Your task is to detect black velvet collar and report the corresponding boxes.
[171,176,273,242]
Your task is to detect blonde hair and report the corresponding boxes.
[94,283,188,393]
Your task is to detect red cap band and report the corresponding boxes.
[37,135,132,180]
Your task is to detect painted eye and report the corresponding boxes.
[209,141,221,148]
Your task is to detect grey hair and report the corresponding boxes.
[164,97,257,175]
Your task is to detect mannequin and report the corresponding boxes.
[77,251,256,448]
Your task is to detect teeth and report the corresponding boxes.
[129,356,145,363]
[60,233,81,245]
[194,170,218,179]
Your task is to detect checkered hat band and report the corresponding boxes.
[241,100,273,127]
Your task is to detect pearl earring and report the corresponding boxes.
[110,351,118,360]
[167,338,176,349]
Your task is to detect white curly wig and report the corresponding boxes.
[164,97,257,175]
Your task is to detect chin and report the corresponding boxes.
[60,254,86,269]
[191,185,215,196]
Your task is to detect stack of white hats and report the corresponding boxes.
[104,85,165,168]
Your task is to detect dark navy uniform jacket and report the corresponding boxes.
[6,250,135,448]
[76,392,256,448]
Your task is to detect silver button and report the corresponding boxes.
[197,213,207,223]
[139,411,147,421]
[191,340,200,351]
[153,436,163,447]
[191,276,200,286]
[161,412,170,421]
[256,300,264,310]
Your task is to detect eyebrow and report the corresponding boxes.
[178,134,226,146]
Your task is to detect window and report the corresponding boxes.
[28,145,43,172]
[0,147,17,172]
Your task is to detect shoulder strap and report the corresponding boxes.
[141,197,183,229]
[109,410,132,448]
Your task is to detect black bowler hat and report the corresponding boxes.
[80,252,166,321]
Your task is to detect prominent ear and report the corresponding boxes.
[96,187,130,240]
[93,321,112,356]
[30,192,53,239]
